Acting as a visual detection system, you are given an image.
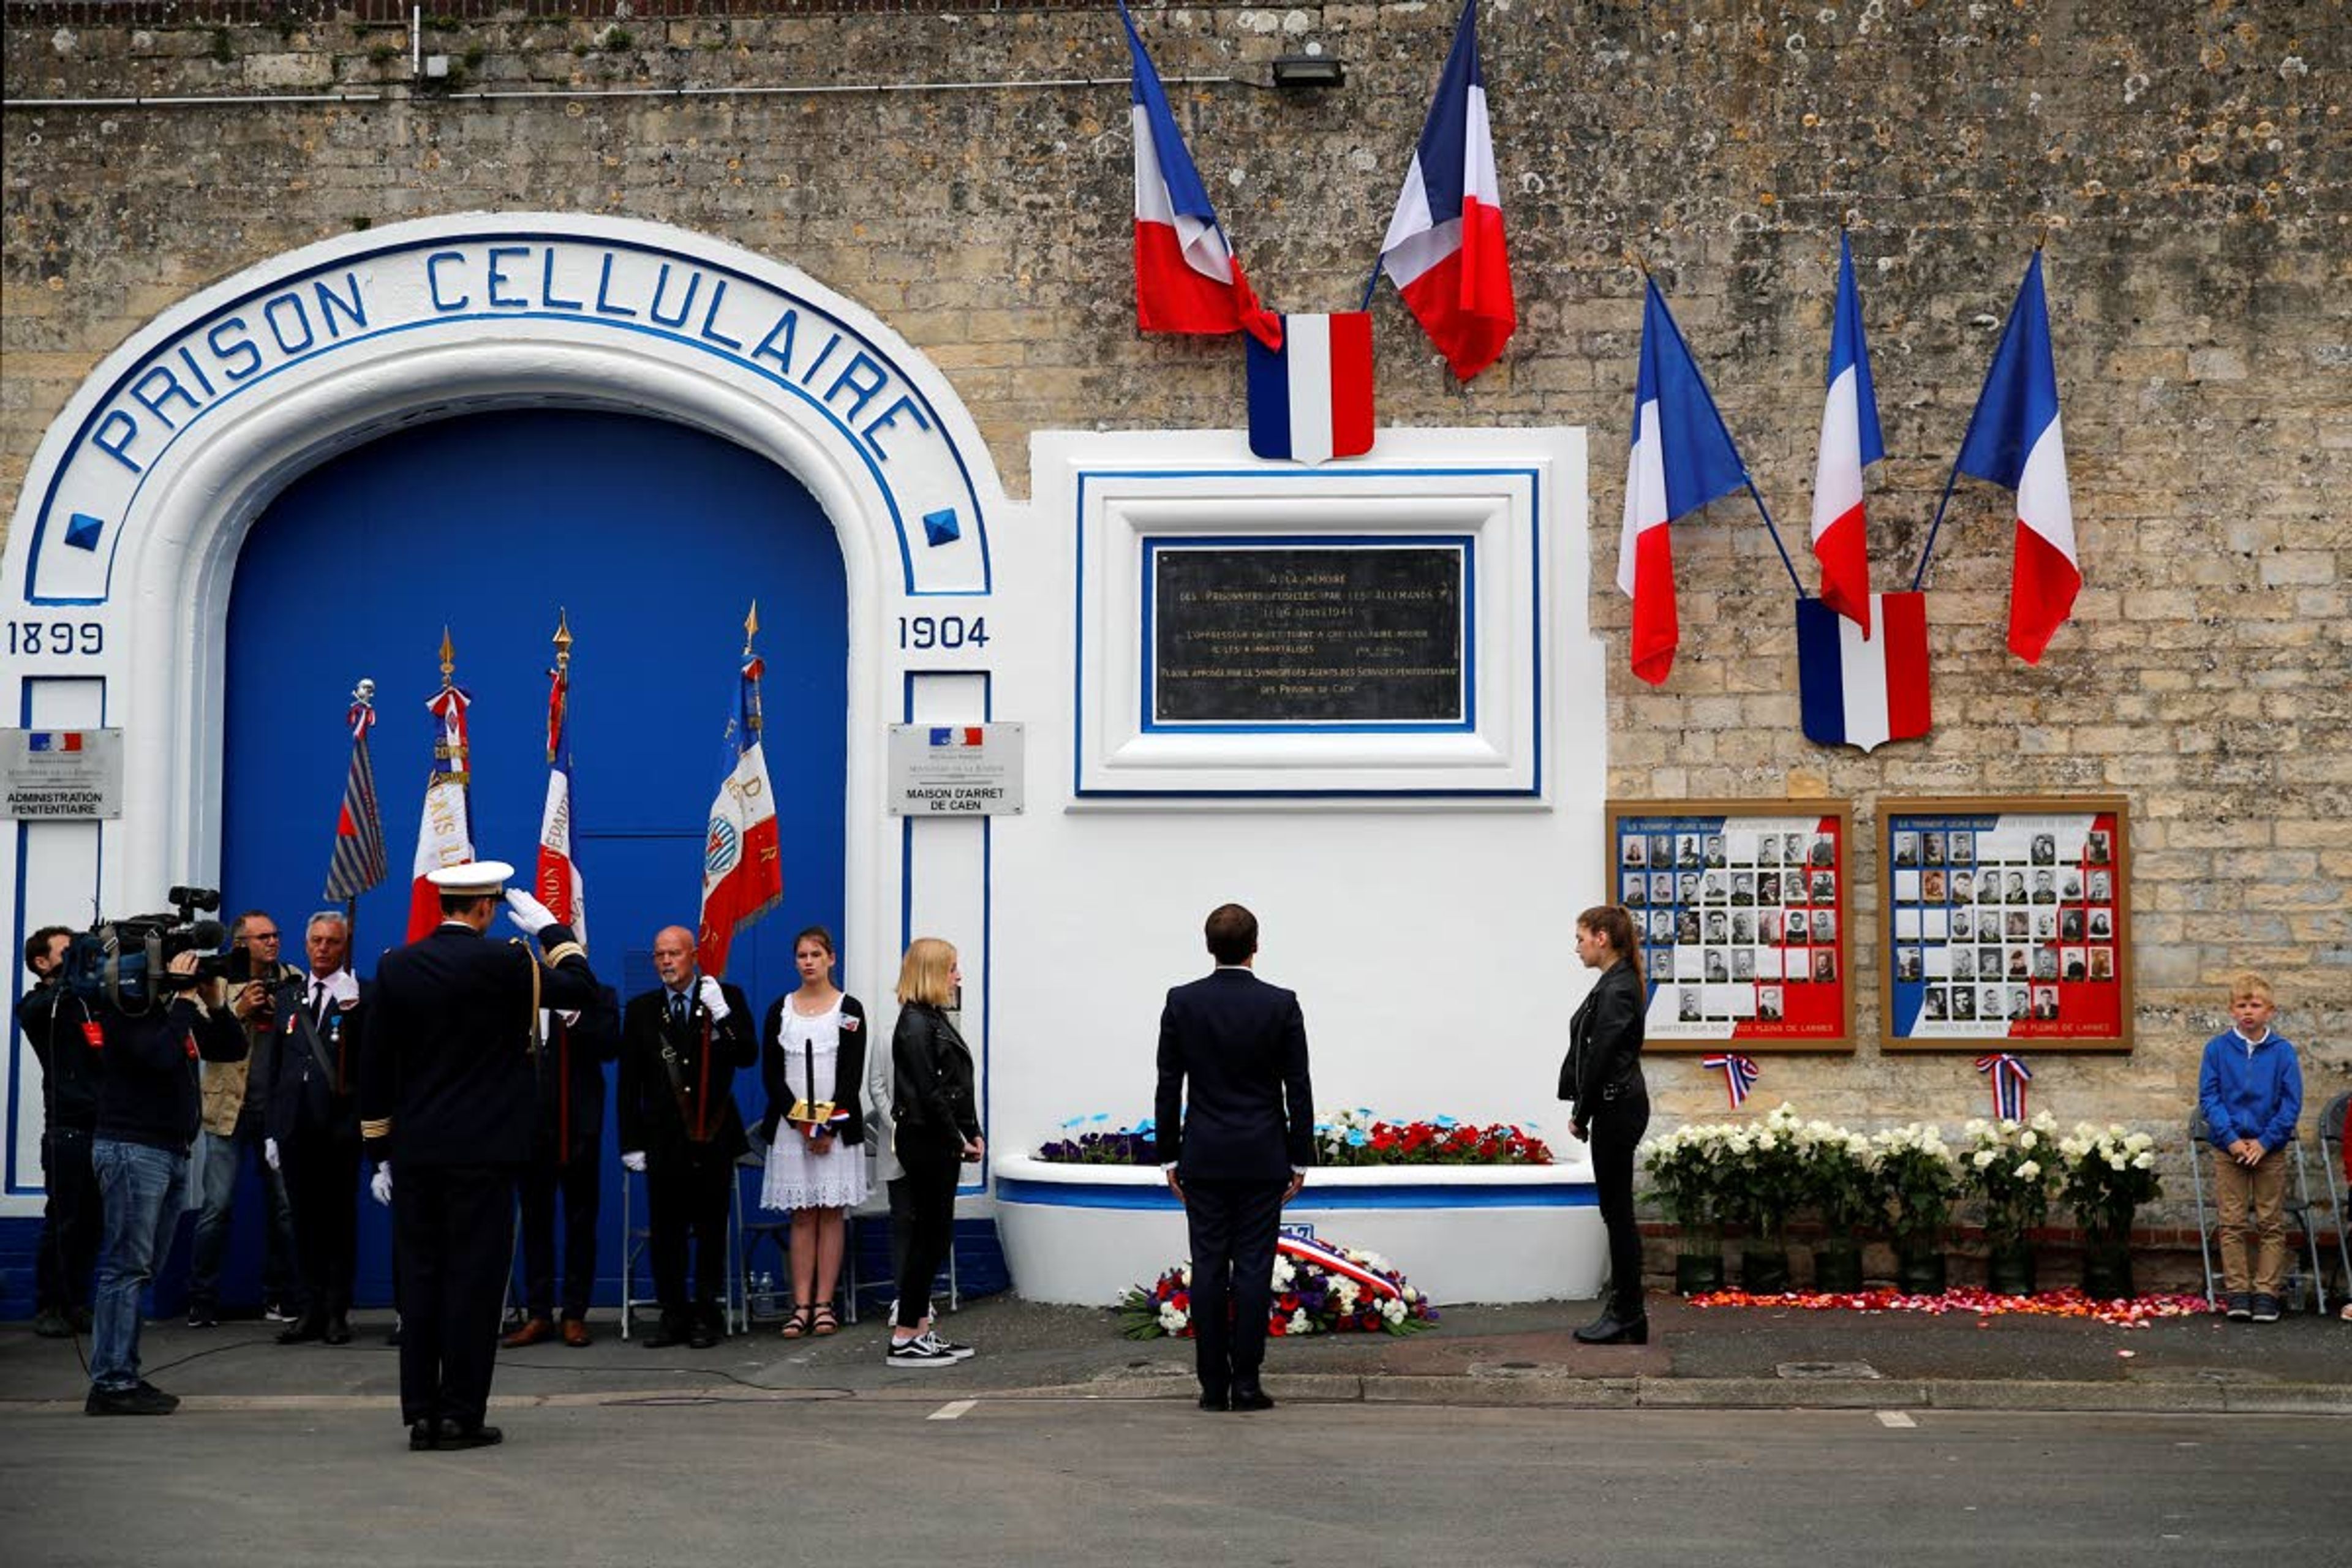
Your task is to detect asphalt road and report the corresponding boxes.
[1,1399,2342,1566]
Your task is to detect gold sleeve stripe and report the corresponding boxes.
[361,1117,393,1139]
[541,941,586,968]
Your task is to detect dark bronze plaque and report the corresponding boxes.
[1150,544,1466,725]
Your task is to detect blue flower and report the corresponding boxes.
[1434,1115,1458,1129]
[1346,1129,1369,1147]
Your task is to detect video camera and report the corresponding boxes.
[60,886,263,1011]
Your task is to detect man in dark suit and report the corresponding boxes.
[617,925,755,1349]
[1152,903,1314,1414]
[503,982,620,1349]
[266,910,368,1346]
[360,861,600,1452]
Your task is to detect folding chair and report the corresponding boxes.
[737,1135,791,1331]
[2318,1090,2351,1310]
[843,1183,961,1325]
[619,1160,747,1336]
[2190,1109,2328,1313]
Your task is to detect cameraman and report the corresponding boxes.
[17,926,102,1339]
[86,949,247,1416]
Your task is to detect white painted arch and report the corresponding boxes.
[2,212,1012,1204]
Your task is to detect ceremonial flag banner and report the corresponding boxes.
[1616,279,1751,687]
[1796,591,1932,752]
[324,698,389,903]
[1377,0,1514,380]
[405,676,474,940]
[535,655,586,946]
[696,644,783,977]
[1952,251,2078,663]
[1808,232,1884,636]
[1246,311,1374,465]
[1120,2,1281,350]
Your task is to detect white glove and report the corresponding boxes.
[370,1163,393,1206]
[621,1150,647,1173]
[696,975,729,1022]
[503,888,559,937]
[264,1137,281,1172]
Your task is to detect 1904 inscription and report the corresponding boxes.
[1151,545,1466,725]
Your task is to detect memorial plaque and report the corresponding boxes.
[1148,543,1467,726]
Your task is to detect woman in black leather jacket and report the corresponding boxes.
[884,937,982,1367]
[1562,904,1649,1345]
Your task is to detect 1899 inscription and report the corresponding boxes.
[1151,545,1466,725]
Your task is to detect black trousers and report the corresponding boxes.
[36,1125,102,1315]
[1589,1087,1651,1316]
[646,1147,733,1321]
[518,1147,601,1322]
[892,1145,960,1331]
[1182,1176,1286,1395]
[394,1161,517,1431]
[284,1128,361,1317]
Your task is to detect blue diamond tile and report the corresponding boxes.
[921,508,961,548]
[64,513,105,551]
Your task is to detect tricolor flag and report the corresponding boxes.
[1376,0,1515,381]
[929,726,985,748]
[1616,278,1752,686]
[26,732,86,753]
[323,693,388,903]
[1808,233,1883,636]
[697,617,783,978]
[1953,251,2078,664]
[1796,592,1932,753]
[405,663,475,941]
[535,643,586,949]
[1120,2,1281,351]
[1246,312,1374,465]
[1976,1052,2033,1122]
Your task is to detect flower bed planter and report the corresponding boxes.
[993,1154,1603,1306]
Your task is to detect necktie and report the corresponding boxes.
[312,979,329,1027]
[669,992,687,1027]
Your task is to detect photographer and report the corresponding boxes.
[17,926,102,1340]
[86,949,247,1416]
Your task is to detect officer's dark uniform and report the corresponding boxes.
[15,974,104,1329]
[266,969,367,1342]
[514,985,620,1333]
[360,910,597,1446]
[617,978,754,1344]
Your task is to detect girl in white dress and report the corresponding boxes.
[758,927,870,1338]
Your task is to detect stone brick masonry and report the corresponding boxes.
[3,2,2346,1231]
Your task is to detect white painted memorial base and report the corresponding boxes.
[992,1155,1604,1307]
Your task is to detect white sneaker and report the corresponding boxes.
[918,1332,975,1362]
[886,1336,959,1370]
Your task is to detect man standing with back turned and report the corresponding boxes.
[360,861,600,1452]
[1153,903,1314,1414]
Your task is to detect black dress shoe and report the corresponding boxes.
[438,1423,503,1450]
[408,1418,442,1451]
[687,1323,719,1349]
[1572,1310,1649,1346]
[1197,1389,1229,1412]
[642,1319,687,1350]
[322,1314,353,1346]
[1229,1384,1275,1412]
[277,1316,325,1345]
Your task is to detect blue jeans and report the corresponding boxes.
[90,1139,189,1392]
[187,1121,299,1313]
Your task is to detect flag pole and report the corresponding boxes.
[342,677,374,957]
[1908,461,1968,591]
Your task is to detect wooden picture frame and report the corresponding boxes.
[1877,795,2132,1054]
[1603,798,1857,1054]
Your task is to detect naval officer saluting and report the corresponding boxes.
[359,861,601,1452]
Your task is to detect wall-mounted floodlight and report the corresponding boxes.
[1271,54,1345,89]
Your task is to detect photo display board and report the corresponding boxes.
[1879,796,2132,1052]
[1605,799,1856,1054]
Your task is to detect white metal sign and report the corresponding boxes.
[0,728,125,819]
[887,723,1024,816]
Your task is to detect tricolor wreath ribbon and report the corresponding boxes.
[1975,1052,2032,1121]
[1700,1052,1760,1109]
[1276,1233,1401,1300]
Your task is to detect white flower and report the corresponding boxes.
[1379,1298,1408,1324]
[2133,1152,2156,1170]
[2019,1130,2038,1151]
[2015,1160,2041,1180]
[1178,1265,1193,1286]
[1757,1131,1779,1152]
[2031,1111,2059,1133]
[2124,1133,2155,1154]
[1964,1118,1989,1137]
[1971,1150,1994,1169]
[1158,1303,1188,1332]
[1272,1257,1295,1287]
[1287,1310,1314,1336]
[2107,1155,2128,1172]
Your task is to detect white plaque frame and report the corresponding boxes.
[1046,428,1585,804]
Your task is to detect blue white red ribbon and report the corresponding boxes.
[1975,1052,2032,1121]
[1700,1052,1760,1109]
[1276,1234,1401,1300]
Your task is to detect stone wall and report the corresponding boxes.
[4,2,2348,1220]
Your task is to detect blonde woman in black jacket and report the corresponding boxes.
[1562,905,1649,1345]
[883,937,982,1368]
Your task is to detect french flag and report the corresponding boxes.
[1616,278,1751,687]
[1808,233,1883,637]
[1246,312,1374,465]
[28,732,85,753]
[698,649,783,978]
[1376,0,1514,382]
[929,727,984,748]
[1120,3,1281,352]
[1796,592,1932,752]
[406,681,475,941]
[535,656,586,949]
[1954,251,2078,664]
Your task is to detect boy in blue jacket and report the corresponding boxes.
[2196,971,2303,1323]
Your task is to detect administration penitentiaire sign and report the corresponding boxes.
[1,729,125,819]
[887,723,1024,816]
